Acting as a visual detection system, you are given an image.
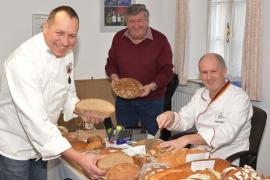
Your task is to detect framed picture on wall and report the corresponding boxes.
[100,0,135,32]
[32,14,48,36]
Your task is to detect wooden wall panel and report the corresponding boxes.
[58,78,116,131]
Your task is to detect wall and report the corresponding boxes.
[0,0,176,80]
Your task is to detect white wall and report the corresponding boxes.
[0,0,270,176]
[0,0,176,80]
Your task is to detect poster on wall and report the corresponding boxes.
[32,14,48,36]
[100,0,135,32]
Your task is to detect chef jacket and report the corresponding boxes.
[0,33,79,160]
[168,83,253,159]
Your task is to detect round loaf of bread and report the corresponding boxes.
[105,163,140,180]
[75,98,115,118]
[97,151,134,170]
[112,78,143,99]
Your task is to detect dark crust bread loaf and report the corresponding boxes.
[112,78,143,99]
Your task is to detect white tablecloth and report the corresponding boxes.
[48,158,88,180]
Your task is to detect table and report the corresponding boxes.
[48,130,106,180]
[47,130,153,180]
[48,157,88,180]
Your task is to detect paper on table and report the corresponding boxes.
[191,160,215,172]
[186,152,210,162]
[122,145,146,156]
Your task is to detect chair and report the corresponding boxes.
[226,106,267,170]
[160,73,179,140]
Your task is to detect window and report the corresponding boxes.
[207,0,246,80]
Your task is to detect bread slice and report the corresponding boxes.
[75,98,115,118]
[97,151,134,170]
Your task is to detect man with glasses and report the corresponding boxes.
[157,53,253,160]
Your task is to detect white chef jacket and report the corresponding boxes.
[168,83,253,159]
[0,33,79,161]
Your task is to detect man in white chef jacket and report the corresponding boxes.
[0,6,105,180]
[157,53,253,161]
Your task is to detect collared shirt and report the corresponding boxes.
[0,33,79,161]
[123,27,153,43]
[168,84,253,159]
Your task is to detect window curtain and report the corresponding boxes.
[174,0,189,85]
[241,0,262,101]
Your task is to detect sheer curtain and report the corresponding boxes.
[241,0,262,101]
[174,0,189,85]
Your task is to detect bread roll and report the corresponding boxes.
[97,151,134,170]
[105,163,140,180]
[85,135,105,150]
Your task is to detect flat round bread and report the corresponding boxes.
[75,98,115,118]
[112,78,143,99]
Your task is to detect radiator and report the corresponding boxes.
[172,81,202,111]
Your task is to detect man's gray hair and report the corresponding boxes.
[199,53,227,69]
[127,4,149,21]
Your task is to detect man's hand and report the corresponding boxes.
[110,73,120,86]
[79,112,105,124]
[80,153,105,179]
[159,136,189,151]
[140,82,157,97]
[62,148,105,180]
[156,111,175,129]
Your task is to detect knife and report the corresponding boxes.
[154,116,163,139]
[154,128,161,139]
